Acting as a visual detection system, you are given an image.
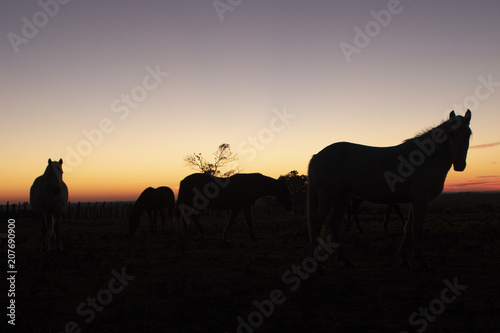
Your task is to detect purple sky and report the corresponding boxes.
[1,0,499,201]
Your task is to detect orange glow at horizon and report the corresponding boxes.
[2,135,498,204]
[3,170,499,205]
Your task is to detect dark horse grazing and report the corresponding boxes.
[176,173,292,242]
[30,159,68,251]
[129,186,175,234]
[308,110,472,269]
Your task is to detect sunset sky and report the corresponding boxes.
[1,0,499,203]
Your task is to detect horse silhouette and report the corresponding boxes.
[30,158,69,251]
[308,110,472,269]
[129,186,175,235]
[176,173,292,243]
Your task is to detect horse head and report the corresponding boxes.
[45,158,64,195]
[446,110,472,171]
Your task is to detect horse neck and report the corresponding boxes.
[43,164,62,185]
[42,166,52,183]
[406,128,454,174]
[131,198,146,217]
[41,168,56,190]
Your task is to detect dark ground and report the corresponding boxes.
[1,193,500,333]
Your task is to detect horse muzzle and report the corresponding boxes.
[453,161,466,171]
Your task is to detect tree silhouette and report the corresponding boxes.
[279,170,307,196]
[183,143,239,177]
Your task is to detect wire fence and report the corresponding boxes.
[0,201,134,220]
[0,198,302,221]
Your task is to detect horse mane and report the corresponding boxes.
[403,117,452,143]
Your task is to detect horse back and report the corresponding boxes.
[178,173,266,210]
[155,186,175,209]
[309,142,411,203]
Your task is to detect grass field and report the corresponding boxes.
[2,195,500,332]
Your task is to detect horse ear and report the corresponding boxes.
[48,158,52,164]
[465,109,471,122]
[449,111,456,118]
[59,158,63,165]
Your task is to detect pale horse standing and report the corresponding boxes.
[30,158,69,251]
[308,110,472,270]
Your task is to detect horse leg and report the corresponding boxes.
[345,206,352,232]
[147,210,155,234]
[383,204,394,234]
[40,214,49,252]
[243,208,259,242]
[395,204,405,231]
[168,204,175,234]
[353,202,364,234]
[54,214,63,251]
[159,209,166,234]
[345,198,363,234]
[182,217,193,243]
[192,214,204,235]
[309,200,332,257]
[154,211,159,234]
[411,201,431,270]
[223,210,240,242]
[399,204,414,267]
[329,197,355,267]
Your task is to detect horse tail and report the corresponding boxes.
[167,198,175,223]
[168,196,182,233]
[307,158,319,242]
[173,203,185,233]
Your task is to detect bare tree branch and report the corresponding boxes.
[183,143,239,176]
